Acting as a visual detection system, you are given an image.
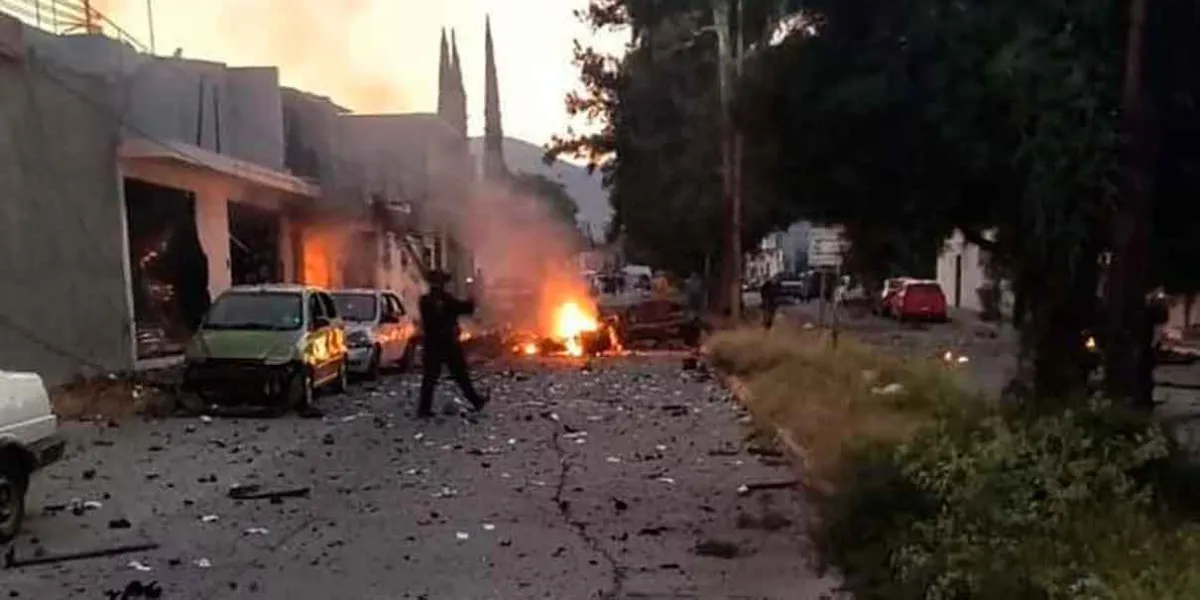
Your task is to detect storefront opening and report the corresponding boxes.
[124,178,210,360]
[228,201,282,286]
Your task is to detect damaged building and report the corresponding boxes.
[0,12,476,385]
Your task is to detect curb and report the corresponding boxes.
[720,372,832,497]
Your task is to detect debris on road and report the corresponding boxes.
[227,484,311,502]
[128,560,152,572]
[4,542,161,569]
[870,382,905,396]
[736,480,799,496]
[693,539,743,559]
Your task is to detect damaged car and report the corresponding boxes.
[331,289,418,380]
[0,369,64,543]
[182,284,349,415]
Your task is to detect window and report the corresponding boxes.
[387,294,407,317]
[317,293,338,320]
[331,292,378,322]
[203,292,303,331]
[308,293,325,327]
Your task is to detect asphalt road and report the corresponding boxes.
[2,355,841,600]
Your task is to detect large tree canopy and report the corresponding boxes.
[556,0,1200,406]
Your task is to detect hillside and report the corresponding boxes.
[469,137,611,238]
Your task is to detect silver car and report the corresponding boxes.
[330,289,418,379]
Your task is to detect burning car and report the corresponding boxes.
[597,291,701,348]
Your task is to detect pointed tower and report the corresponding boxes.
[437,28,452,120]
[483,15,507,181]
[449,29,468,139]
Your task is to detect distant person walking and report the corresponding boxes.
[760,278,781,330]
[417,270,488,419]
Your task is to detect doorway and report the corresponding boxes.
[123,178,210,360]
[228,201,281,286]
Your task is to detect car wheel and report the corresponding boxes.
[0,463,28,545]
[332,361,349,394]
[397,341,417,373]
[286,367,314,415]
[366,346,382,381]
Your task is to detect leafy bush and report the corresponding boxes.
[710,327,1200,600]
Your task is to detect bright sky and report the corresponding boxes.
[90,0,628,147]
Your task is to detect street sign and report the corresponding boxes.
[808,227,847,268]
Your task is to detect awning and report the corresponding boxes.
[118,138,320,198]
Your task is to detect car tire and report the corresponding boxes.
[332,361,349,394]
[397,341,417,373]
[285,367,314,415]
[0,462,28,545]
[366,346,382,381]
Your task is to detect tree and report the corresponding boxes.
[738,0,1122,404]
[549,0,803,281]
[508,171,580,226]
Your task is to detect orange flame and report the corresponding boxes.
[551,301,599,357]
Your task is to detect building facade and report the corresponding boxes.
[0,12,472,384]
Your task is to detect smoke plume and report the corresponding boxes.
[92,0,435,112]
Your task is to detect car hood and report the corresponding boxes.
[190,330,301,360]
[344,323,374,335]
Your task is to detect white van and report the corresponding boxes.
[0,370,64,543]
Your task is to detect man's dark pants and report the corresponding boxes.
[418,339,484,415]
[762,302,778,329]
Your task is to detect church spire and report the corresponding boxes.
[450,29,467,139]
[437,28,451,119]
[483,14,507,180]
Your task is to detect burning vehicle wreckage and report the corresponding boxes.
[463,282,704,361]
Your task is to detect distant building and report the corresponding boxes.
[936,230,1013,316]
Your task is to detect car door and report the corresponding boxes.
[386,294,413,351]
[376,293,400,362]
[318,292,346,372]
[304,292,331,382]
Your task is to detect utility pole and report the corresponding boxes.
[1104,0,1154,408]
[712,0,744,321]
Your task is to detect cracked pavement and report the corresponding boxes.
[2,354,841,599]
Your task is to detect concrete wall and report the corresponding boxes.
[0,52,133,384]
[22,27,286,171]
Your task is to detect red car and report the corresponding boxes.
[890,280,948,322]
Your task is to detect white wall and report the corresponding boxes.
[937,230,989,311]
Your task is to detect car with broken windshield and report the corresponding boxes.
[182,284,349,414]
[331,288,417,379]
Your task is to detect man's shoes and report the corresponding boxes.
[470,393,490,413]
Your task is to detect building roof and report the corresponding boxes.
[119,137,320,198]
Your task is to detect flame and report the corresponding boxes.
[522,342,538,356]
[551,301,599,357]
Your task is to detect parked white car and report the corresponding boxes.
[0,370,64,543]
[331,289,419,379]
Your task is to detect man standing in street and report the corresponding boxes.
[417,270,488,419]
[760,277,781,330]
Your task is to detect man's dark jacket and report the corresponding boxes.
[419,289,475,346]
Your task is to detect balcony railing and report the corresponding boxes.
[0,0,148,52]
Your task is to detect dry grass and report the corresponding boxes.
[708,323,971,490]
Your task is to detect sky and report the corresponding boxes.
[85,0,628,148]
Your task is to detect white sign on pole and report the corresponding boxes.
[808,226,847,268]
